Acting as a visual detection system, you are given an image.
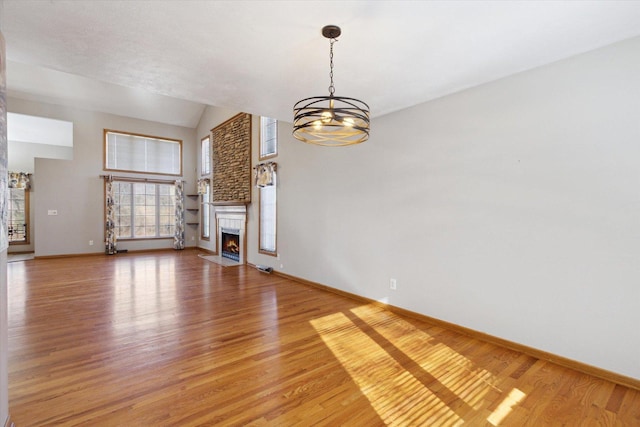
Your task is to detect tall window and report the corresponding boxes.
[260,117,277,160]
[8,188,29,244]
[201,182,210,240]
[105,130,182,175]
[111,181,175,239]
[201,135,211,175]
[259,175,276,255]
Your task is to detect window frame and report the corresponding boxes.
[109,179,176,241]
[104,129,183,176]
[259,117,278,160]
[8,187,30,245]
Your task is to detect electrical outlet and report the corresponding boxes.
[390,278,397,290]
[89,240,94,246]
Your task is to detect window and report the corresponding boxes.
[201,182,210,240]
[260,117,277,159]
[111,181,175,239]
[259,175,276,254]
[105,130,182,175]
[8,188,29,244]
[201,135,211,175]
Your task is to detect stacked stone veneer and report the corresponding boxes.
[211,113,252,204]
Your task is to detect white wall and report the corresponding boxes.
[8,141,73,173]
[264,36,640,379]
[7,141,73,254]
[0,250,7,427]
[8,97,198,256]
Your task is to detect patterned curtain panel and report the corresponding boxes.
[174,180,185,250]
[104,175,117,255]
[8,171,31,189]
[197,178,210,195]
[253,162,277,187]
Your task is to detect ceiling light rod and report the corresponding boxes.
[293,25,370,146]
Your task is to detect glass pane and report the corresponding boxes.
[259,181,276,252]
[8,188,28,242]
[111,181,176,240]
[106,131,181,175]
[260,117,277,158]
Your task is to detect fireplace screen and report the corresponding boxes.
[221,228,240,262]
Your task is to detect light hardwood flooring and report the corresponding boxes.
[7,251,640,426]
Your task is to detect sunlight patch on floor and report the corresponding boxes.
[487,388,526,425]
[311,304,510,425]
[350,305,500,409]
[311,312,462,426]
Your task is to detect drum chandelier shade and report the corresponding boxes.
[293,25,370,146]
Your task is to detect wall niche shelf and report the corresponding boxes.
[185,194,200,226]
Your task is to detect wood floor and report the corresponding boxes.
[7,251,640,426]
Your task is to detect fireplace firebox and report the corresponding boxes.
[221,228,241,262]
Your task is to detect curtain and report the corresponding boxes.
[174,180,185,250]
[254,162,277,187]
[197,178,210,195]
[104,175,117,255]
[8,171,31,189]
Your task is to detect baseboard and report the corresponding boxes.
[273,270,640,392]
[34,247,198,260]
[35,251,105,259]
[7,250,33,255]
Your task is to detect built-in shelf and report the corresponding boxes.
[185,194,200,226]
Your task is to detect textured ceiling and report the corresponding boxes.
[3,0,640,128]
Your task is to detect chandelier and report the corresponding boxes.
[293,25,370,146]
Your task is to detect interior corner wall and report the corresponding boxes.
[0,29,9,426]
[266,36,640,380]
[8,97,198,257]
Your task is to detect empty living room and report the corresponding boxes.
[1,1,639,425]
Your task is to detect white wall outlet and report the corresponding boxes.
[47,209,58,216]
[280,264,284,269]
[390,278,397,290]
[89,240,94,246]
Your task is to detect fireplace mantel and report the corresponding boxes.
[212,201,249,206]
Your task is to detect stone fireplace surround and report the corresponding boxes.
[215,205,247,265]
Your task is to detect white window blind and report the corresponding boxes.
[260,117,277,159]
[201,183,210,239]
[259,176,276,253]
[105,131,182,175]
[201,135,211,175]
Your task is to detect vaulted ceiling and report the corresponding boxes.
[4,1,640,128]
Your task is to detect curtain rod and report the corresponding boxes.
[99,175,185,184]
